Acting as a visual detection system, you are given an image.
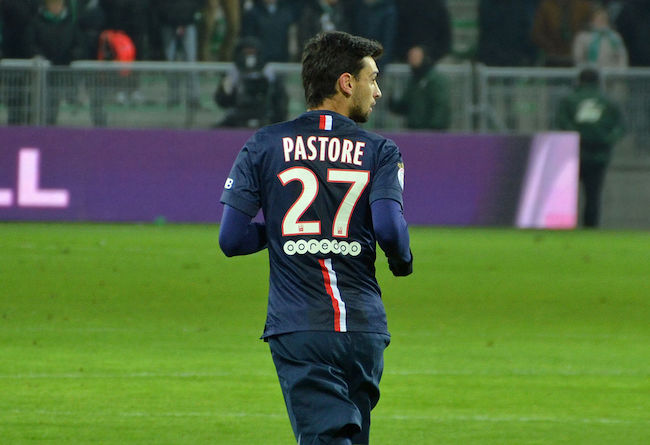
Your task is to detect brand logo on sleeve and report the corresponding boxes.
[397,162,405,190]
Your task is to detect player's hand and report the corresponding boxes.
[388,250,413,276]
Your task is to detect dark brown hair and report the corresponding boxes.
[301,31,383,109]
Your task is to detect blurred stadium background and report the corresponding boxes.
[2,60,649,228]
[2,54,649,228]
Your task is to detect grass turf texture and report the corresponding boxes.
[0,223,648,444]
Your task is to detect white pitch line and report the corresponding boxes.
[1,368,647,380]
[394,332,646,341]
[3,242,209,256]
[1,327,135,333]
[388,368,650,377]
[6,409,286,420]
[0,371,270,379]
[6,409,645,426]
[377,413,641,425]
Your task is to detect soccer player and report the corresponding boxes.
[219,31,412,445]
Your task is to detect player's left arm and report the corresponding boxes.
[372,199,413,276]
[370,140,412,276]
[219,205,267,257]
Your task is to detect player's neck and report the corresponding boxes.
[309,96,350,119]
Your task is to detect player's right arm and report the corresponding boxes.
[219,205,267,257]
[220,137,266,257]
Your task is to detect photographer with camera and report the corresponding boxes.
[214,36,288,128]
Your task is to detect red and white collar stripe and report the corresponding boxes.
[319,114,333,131]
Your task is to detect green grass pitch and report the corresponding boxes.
[1,223,648,444]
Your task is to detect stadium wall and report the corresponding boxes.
[0,127,578,228]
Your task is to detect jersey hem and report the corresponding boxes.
[261,327,390,341]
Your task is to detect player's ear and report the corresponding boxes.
[338,72,353,97]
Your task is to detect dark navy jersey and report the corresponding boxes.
[221,110,405,338]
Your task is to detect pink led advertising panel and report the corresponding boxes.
[0,127,578,228]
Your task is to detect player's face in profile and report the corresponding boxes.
[349,56,382,123]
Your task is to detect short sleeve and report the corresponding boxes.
[220,144,261,217]
[369,139,405,206]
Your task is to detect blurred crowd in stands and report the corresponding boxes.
[1,0,646,227]
[478,0,649,68]
[0,0,648,130]
[0,0,451,66]
[1,0,648,68]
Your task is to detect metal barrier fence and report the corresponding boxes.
[477,67,650,136]
[0,59,474,131]
[1,59,649,153]
[0,59,238,129]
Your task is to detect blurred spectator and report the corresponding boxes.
[241,0,296,63]
[389,45,451,131]
[477,0,539,66]
[601,0,624,23]
[156,0,203,109]
[531,0,593,67]
[25,0,85,125]
[78,0,106,59]
[1,0,38,59]
[555,68,625,228]
[102,0,150,60]
[214,36,288,128]
[615,0,650,67]
[572,5,628,69]
[349,0,397,68]
[0,0,39,124]
[395,0,451,64]
[199,0,241,61]
[77,0,110,126]
[219,0,242,61]
[199,0,219,61]
[296,0,350,60]
[615,0,650,145]
[283,0,305,17]
[100,0,149,106]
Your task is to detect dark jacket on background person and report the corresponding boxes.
[296,0,350,61]
[556,78,625,163]
[395,0,451,63]
[1,0,39,58]
[555,68,625,227]
[78,0,107,59]
[389,55,451,130]
[1,0,40,125]
[615,0,650,66]
[350,0,397,67]
[477,0,539,66]
[156,0,202,27]
[25,3,85,65]
[242,0,296,62]
[214,37,289,128]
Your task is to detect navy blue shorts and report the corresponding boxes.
[268,331,390,445]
